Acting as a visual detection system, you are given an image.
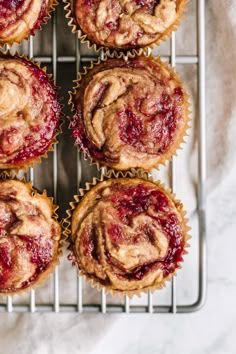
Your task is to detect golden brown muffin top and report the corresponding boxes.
[72,0,185,49]
[71,56,189,171]
[70,178,188,294]
[0,179,61,294]
[0,55,61,170]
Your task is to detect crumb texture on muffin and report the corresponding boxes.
[0,180,61,294]
[71,57,188,170]
[0,0,54,46]
[70,178,188,293]
[72,0,185,48]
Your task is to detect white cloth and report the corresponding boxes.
[0,1,236,353]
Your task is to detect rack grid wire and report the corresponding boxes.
[1,0,206,314]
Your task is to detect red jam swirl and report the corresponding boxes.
[0,55,61,167]
[0,0,47,32]
[72,179,186,291]
[0,181,59,292]
[71,57,185,169]
[74,0,180,49]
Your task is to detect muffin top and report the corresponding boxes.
[0,0,54,46]
[70,178,188,294]
[0,180,61,294]
[71,56,189,171]
[0,55,61,170]
[72,0,185,49]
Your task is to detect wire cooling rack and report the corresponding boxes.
[0,0,206,313]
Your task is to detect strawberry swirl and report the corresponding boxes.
[70,178,189,294]
[71,56,189,170]
[0,180,61,293]
[0,0,54,45]
[0,55,61,169]
[72,0,186,49]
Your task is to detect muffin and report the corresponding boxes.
[66,0,187,50]
[70,55,190,171]
[0,179,61,295]
[0,0,57,47]
[0,53,61,171]
[67,177,190,296]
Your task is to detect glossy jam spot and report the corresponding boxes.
[84,0,93,7]
[0,128,18,154]
[111,184,150,223]
[118,199,145,222]
[137,31,144,38]
[105,21,117,30]
[135,0,160,12]
[0,243,13,289]
[174,87,183,103]
[135,0,146,6]
[84,239,95,257]
[1,0,24,10]
[0,244,11,268]
[108,224,123,244]
[19,235,52,271]
[134,265,150,280]
[119,109,144,148]
[151,191,169,212]
[160,213,180,238]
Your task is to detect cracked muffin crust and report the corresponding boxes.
[68,177,189,295]
[0,54,61,170]
[70,0,186,49]
[0,179,61,294]
[70,56,189,171]
[0,0,56,46]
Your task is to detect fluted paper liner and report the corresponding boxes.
[0,176,63,297]
[0,0,58,48]
[64,171,191,298]
[68,53,191,173]
[64,0,188,53]
[0,51,63,174]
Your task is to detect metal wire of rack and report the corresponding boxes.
[0,0,206,314]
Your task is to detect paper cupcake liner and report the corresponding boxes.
[68,52,191,173]
[63,170,191,298]
[64,0,188,53]
[0,51,64,174]
[0,0,58,48]
[0,175,63,297]
[0,170,10,179]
